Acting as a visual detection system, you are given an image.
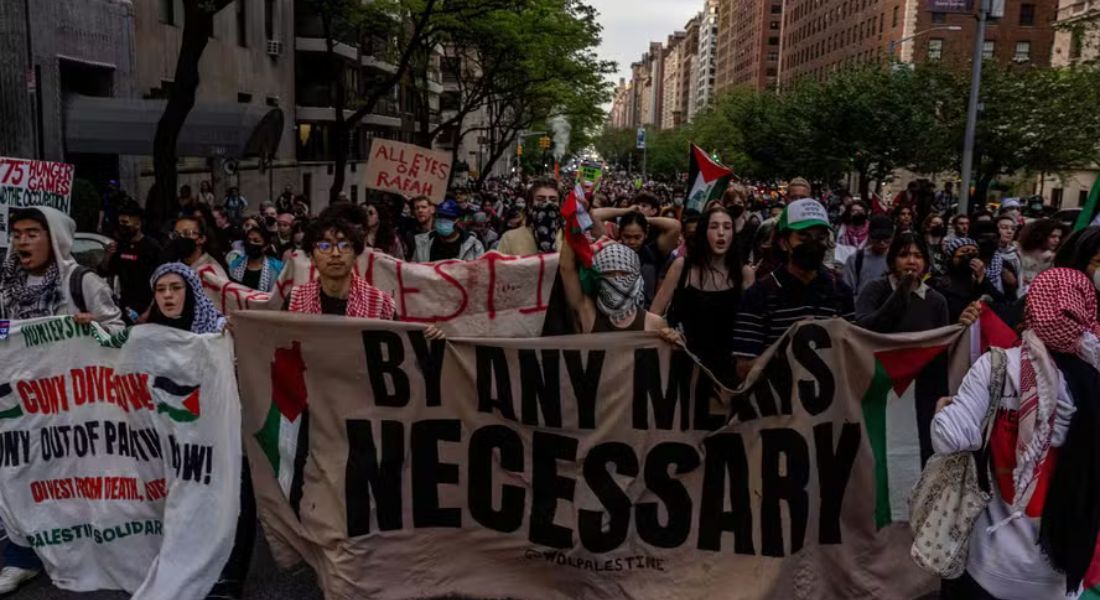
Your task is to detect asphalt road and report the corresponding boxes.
[2,525,323,600]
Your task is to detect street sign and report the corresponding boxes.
[924,0,973,12]
[636,127,646,150]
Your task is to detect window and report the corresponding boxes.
[264,0,275,40]
[892,6,899,27]
[769,36,779,46]
[928,38,944,61]
[1070,30,1084,59]
[236,0,247,47]
[237,92,252,103]
[1019,3,1035,26]
[158,0,175,25]
[1080,189,1090,207]
[771,4,782,13]
[1014,40,1030,61]
[983,40,995,59]
[770,20,780,30]
[931,12,946,24]
[768,51,779,61]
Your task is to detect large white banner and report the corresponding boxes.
[0,317,240,599]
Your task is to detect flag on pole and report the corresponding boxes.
[685,144,733,212]
[561,182,599,293]
[1074,176,1100,232]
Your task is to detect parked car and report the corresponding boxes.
[72,232,113,270]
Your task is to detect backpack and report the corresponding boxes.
[69,266,93,313]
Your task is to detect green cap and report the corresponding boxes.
[778,198,831,232]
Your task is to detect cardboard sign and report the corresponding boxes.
[0,156,75,247]
[364,139,452,204]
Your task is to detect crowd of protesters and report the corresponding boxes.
[1,169,1097,599]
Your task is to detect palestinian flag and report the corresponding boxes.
[685,144,733,212]
[1074,176,1100,232]
[255,341,310,517]
[0,383,20,420]
[862,344,950,528]
[1084,551,1100,600]
[154,377,202,423]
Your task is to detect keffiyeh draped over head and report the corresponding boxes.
[592,243,644,323]
[149,262,226,334]
[943,236,977,259]
[1013,269,1100,513]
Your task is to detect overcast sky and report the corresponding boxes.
[587,0,705,85]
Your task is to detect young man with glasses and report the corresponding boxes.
[733,199,856,381]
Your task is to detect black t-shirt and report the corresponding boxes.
[107,235,162,314]
[430,235,462,261]
[241,268,262,290]
[319,290,348,316]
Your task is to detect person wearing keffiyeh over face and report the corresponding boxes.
[933,268,1100,600]
[559,238,676,339]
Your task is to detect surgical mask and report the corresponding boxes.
[1093,269,1100,292]
[790,240,826,271]
[245,243,265,259]
[435,218,456,237]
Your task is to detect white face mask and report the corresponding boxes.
[1093,269,1100,292]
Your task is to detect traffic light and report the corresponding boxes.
[539,136,551,151]
[516,143,523,157]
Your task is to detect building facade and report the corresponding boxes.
[715,0,783,94]
[691,0,720,119]
[660,31,687,130]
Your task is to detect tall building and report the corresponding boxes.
[609,78,633,129]
[1052,0,1100,66]
[691,0,720,119]
[680,15,701,124]
[661,31,687,130]
[636,42,665,128]
[780,0,1059,85]
[715,0,783,94]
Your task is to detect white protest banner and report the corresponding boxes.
[234,314,969,599]
[200,249,561,337]
[0,318,241,598]
[364,139,452,204]
[0,156,75,247]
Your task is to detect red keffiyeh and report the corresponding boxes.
[288,274,396,320]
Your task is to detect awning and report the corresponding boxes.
[63,94,284,158]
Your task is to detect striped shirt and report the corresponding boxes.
[732,267,855,358]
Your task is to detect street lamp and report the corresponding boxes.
[887,25,963,58]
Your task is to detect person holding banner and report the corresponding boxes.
[227,227,284,293]
[0,206,126,593]
[932,269,1100,600]
[651,206,754,386]
[559,237,668,334]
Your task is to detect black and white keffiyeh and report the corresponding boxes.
[0,251,62,320]
[592,243,644,322]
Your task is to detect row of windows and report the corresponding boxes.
[925,38,1033,62]
[789,13,882,48]
[159,0,279,49]
[787,0,880,24]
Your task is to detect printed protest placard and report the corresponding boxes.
[234,314,970,599]
[0,318,241,598]
[364,139,452,204]
[0,156,75,247]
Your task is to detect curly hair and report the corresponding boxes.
[303,216,365,256]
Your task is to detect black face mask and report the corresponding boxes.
[790,240,826,271]
[245,243,265,259]
[729,205,745,218]
[951,256,976,278]
[978,238,999,258]
[165,237,197,262]
[928,225,946,238]
[850,213,868,226]
[116,226,138,241]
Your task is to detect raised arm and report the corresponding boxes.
[650,257,684,316]
[648,216,683,257]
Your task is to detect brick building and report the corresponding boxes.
[715,0,783,94]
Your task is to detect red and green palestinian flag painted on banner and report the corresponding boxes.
[685,144,733,212]
[255,341,311,517]
[862,344,950,529]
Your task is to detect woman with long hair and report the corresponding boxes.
[1018,218,1066,293]
[651,206,755,386]
[227,226,284,292]
[934,268,1100,599]
[364,201,405,258]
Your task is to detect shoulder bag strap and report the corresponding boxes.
[974,347,1007,493]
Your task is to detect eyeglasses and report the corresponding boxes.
[10,230,43,242]
[170,230,200,240]
[315,240,352,254]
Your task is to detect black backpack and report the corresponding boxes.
[69,266,93,313]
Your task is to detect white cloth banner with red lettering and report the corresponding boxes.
[0,317,240,599]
